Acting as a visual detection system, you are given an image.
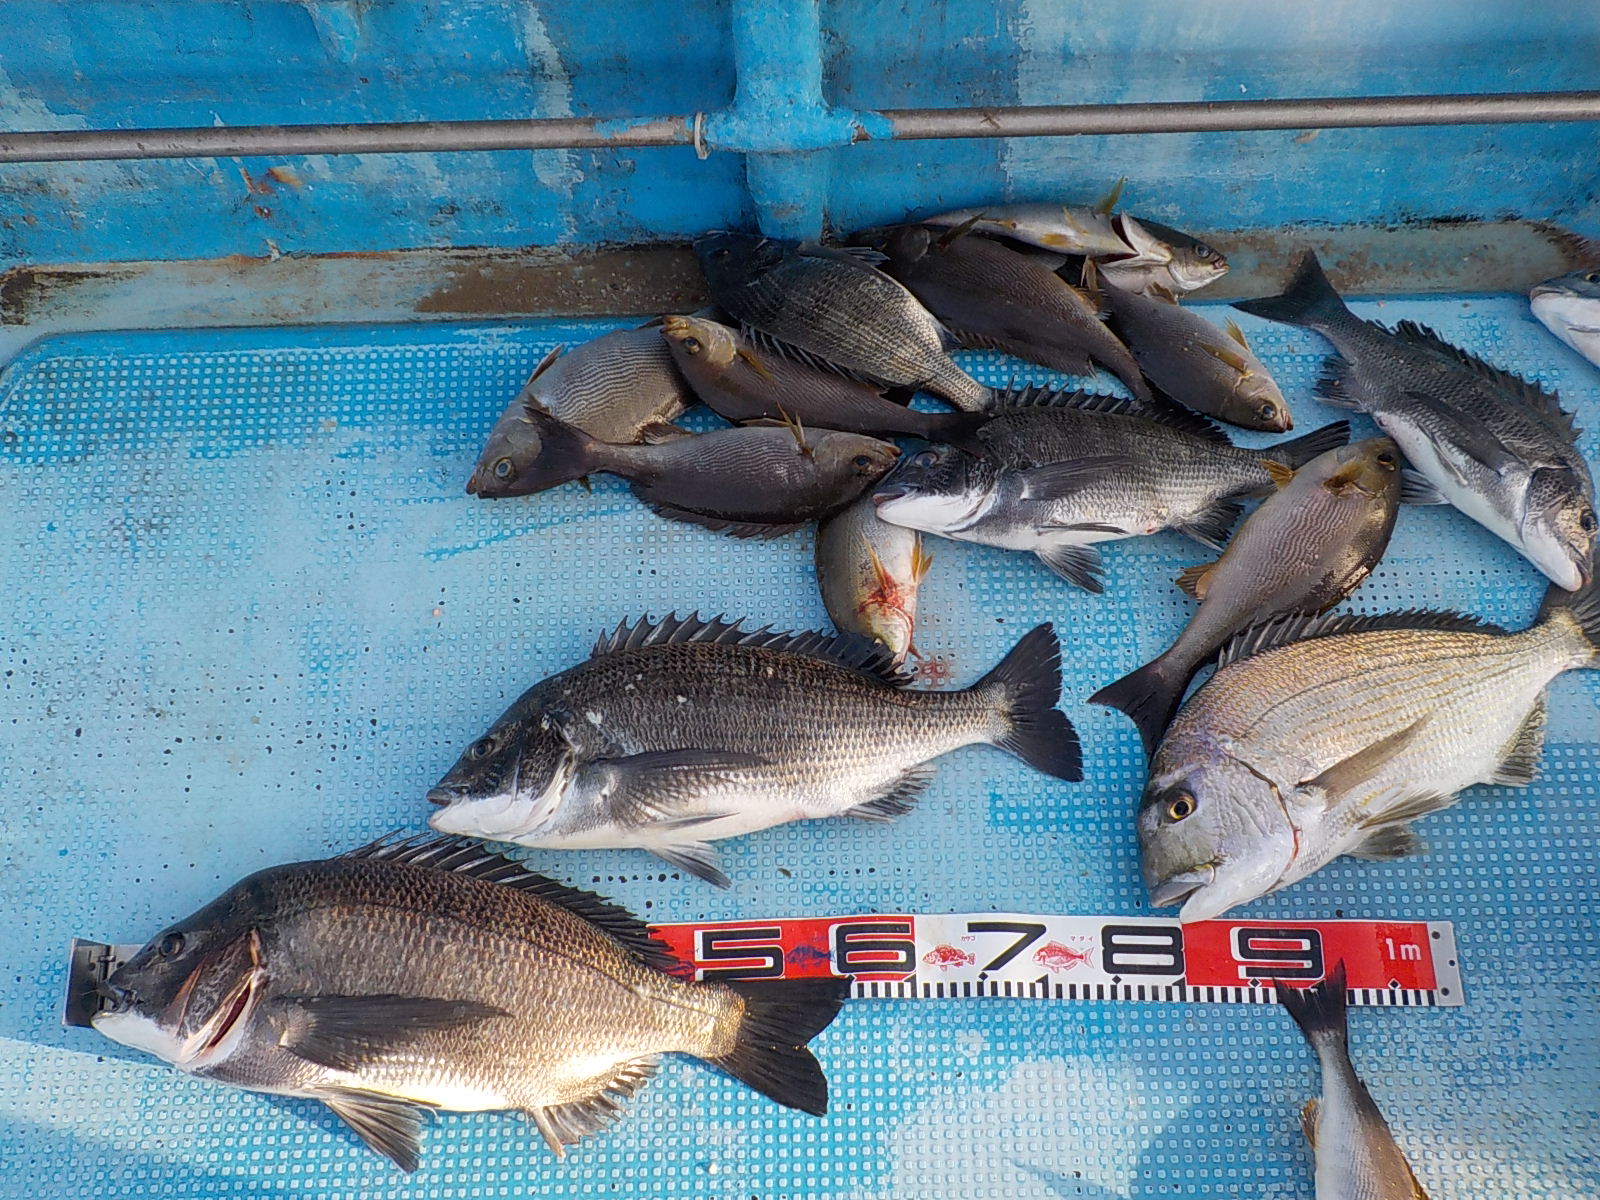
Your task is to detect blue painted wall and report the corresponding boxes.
[2,0,1600,266]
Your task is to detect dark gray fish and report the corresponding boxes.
[1101,279,1291,431]
[92,833,848,1171]
[873,386,1350,592]
[1091,438,1413,752]
[694,232,992,411]
[859,223,1153,405]
[490,406,900,538]
[428,616,1081,885]
[1278,965,1434,1198]
[658,314,986,446]
[1237,250,1597,590]
[469,328,693,497]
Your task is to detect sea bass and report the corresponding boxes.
[1092,439,1416,752]
[92,833,848,1171]
[815,490,933,662]
[1278,965,1433,1199]
[1139,570,1600,922]
[1531,268,1600,369]
[1237,250,1597,590]
[493,406,899,538]
[1101,278,1291,431]
[428,616,1081,885]
[469,329,692,497]
[859,223,1153,405]
[658,314,984,445]
[694,232,992,411]
[872,386,1349,592]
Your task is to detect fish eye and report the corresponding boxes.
[1376,451,1397,468]
[1586,272,1600,284]
[467,736,496,760]
[1194,243,1213,259]
[1167,793,1197,822]
[713,248,731,260]
[682,337,702,354]
[493,458,515,480]
[1581,508,1597,533]
[158,932,186,959]
[911,449,941,468]
[1257,402,1277,419]
[852,454,875,469]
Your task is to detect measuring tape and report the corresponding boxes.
[64,912,1460,1026]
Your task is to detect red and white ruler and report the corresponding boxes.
[64,913,1460,1026]
[652,912,1461,1007]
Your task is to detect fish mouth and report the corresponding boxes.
[1149,864,1217,909]
[426,786,463,807]
[872,485,910,505]
[465,472,481,495]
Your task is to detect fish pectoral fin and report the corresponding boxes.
[1359,787,1456,828]
[651,841,731,888]
[271,994,511,1073]
[1398,389,1522,475]
[1017,455,1138,501]
[594,749,767,826]
[1345,822,1423,861]
[843,765,937,822]
[1261,459,1296,489]
[1172,499,1243,552]
[1034,542,1105,593]
[637,419,691,445]
[1491,695,1548,787]
[1299,1097,1320,1149]
[524,1058,661,1158]
[1398,468,1449,505]
[318,1087,434,1173]
[1300,719,1428,805]
[1198,341,1251,375]
[1174,562,1215,601]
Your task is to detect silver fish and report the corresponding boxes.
[1139,571,1600,922]
[1101,278,1291,431]
[1278,965,1433,1199]
[1237,250,1598,590]
[694,232,992,411]
[920,182,1132,258]
[469,328,692,497]
[427,615,1081,885]
[92,833,848,1171]
[815,491,933,662]
[1531,268,1600,369]
[1098,215,1228,295]
[872,386,1349,592]
[1092,438,1416,752]
[495,406,901,539]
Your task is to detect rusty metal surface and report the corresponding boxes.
[0,220,1589,371]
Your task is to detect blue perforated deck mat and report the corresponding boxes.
[1,296,1597,1198]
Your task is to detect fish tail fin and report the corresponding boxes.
[510,405,611,493]
[1088,657,1187,756]
[1539,559,1600,663]
[1232,250,1351,329]
[1276,961,1350,1054]
[710,978,851,1116]
[1256,420,1351,470]
[972,623,1083,781]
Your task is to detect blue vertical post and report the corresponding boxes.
[714,0,851,240]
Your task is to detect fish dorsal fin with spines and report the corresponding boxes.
[343,833,681,971]
[1389,320,1581,441]
[988,385,1231,444]
[1224,318,1251,350]
[591,613,914,687]
[1216,609,1508,669]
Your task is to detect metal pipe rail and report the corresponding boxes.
[4,91,1600,163]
